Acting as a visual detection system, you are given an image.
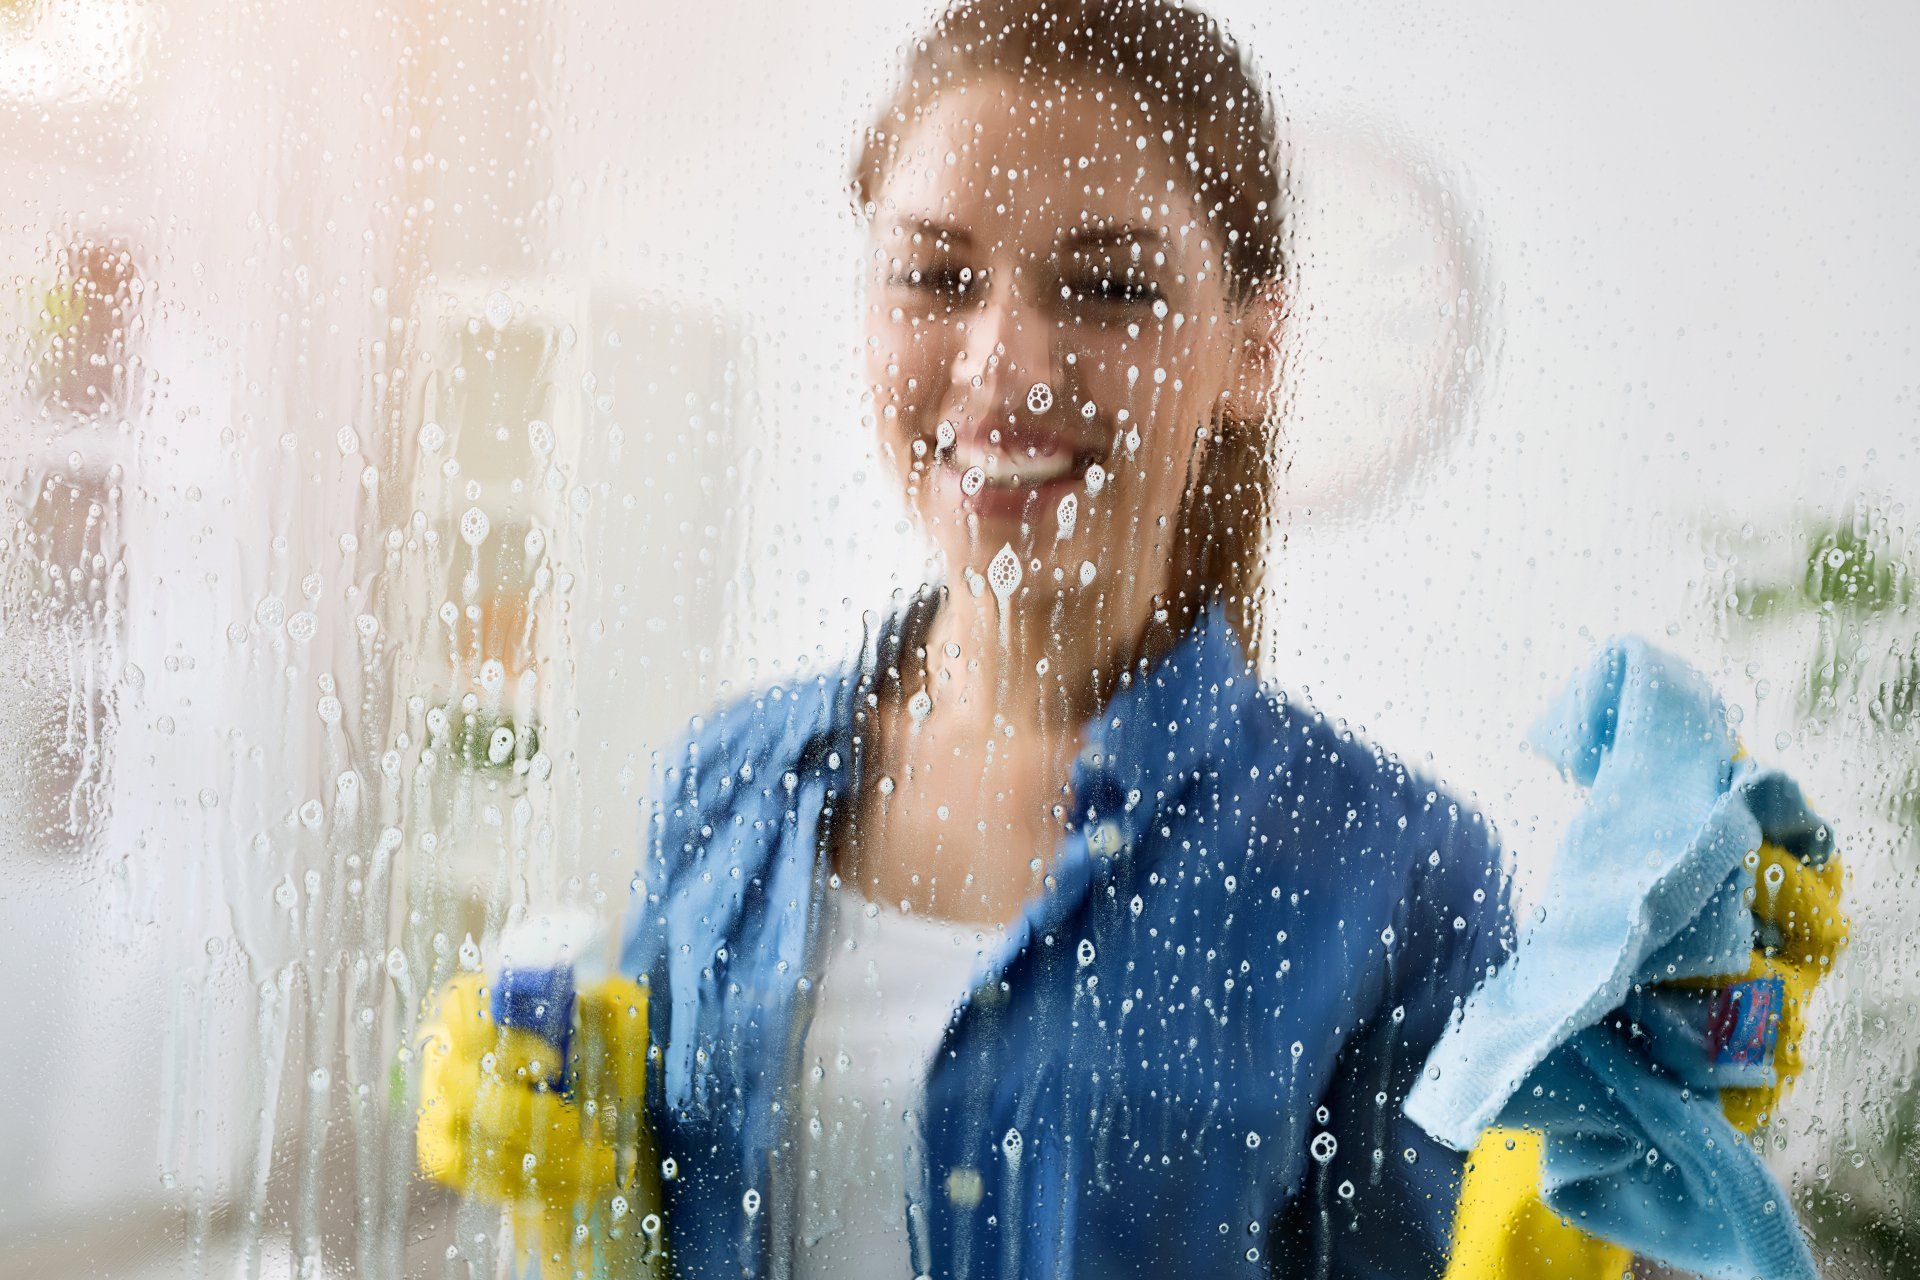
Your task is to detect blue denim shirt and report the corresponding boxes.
[620,601,1514,1279]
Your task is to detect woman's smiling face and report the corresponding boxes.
[864,73,1253,605]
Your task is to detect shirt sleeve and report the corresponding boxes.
[1270,787,1515,1279]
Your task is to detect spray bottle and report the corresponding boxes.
[492,909,662,1279]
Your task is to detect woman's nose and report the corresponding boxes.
[952,287,1059,426]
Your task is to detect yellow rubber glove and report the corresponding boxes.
[1676,838,1849,1132]
[1449,1129,1632,1280]
[1443,837,1848,1280]
[416,972,666,1279]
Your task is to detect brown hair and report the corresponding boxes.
[852,0,1291,656]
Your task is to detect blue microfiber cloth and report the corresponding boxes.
[1403,636,1820,1280]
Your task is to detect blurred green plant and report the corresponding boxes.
[1720,498,1919,1278]
[1728,502,1919,829]
[440,704,541,774]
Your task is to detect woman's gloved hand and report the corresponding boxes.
[416,971,664,1276]
[1414,639,1852,1280]
[1446,827,1849,1280]
[1673,829,1849,1133]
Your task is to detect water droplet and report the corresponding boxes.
[987,543,1021,601]
[487,727,515,765]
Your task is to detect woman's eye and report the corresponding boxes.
[890,265,976,299]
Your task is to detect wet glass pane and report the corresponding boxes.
[1,2,1913,1278]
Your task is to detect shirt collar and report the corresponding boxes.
[1071,598,1261,806]
[809,593,1262,850]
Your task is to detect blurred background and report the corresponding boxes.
[0,0,1913,1275]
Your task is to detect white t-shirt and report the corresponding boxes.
[790,885,990,1280]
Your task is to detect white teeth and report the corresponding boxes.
[950,439,1077,486]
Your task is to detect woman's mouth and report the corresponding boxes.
[936,427,1104,520]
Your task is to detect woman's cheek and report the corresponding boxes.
[878,320,946,418]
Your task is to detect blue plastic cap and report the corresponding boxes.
[492,963,575,1091]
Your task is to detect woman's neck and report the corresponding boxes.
[905,569,1184,742]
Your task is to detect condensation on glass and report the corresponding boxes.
[0,1,1914,1278]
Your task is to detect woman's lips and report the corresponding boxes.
[935,431,1103,520]
[949,436,1079,485]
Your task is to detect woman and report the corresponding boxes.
[418,3,1843,1277]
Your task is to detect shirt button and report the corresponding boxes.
[945,1167,984,1207]
[1087,819,1127,858]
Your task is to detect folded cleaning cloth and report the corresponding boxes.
[1403,636,1826,1280]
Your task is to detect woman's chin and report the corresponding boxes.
[913,480,1129,600]
[930,531,1101,597]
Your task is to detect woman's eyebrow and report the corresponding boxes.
[898,218,972,247]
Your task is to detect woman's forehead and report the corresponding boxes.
[875,76,1205,247]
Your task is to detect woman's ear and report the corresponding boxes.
[1221,277,1286,426]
